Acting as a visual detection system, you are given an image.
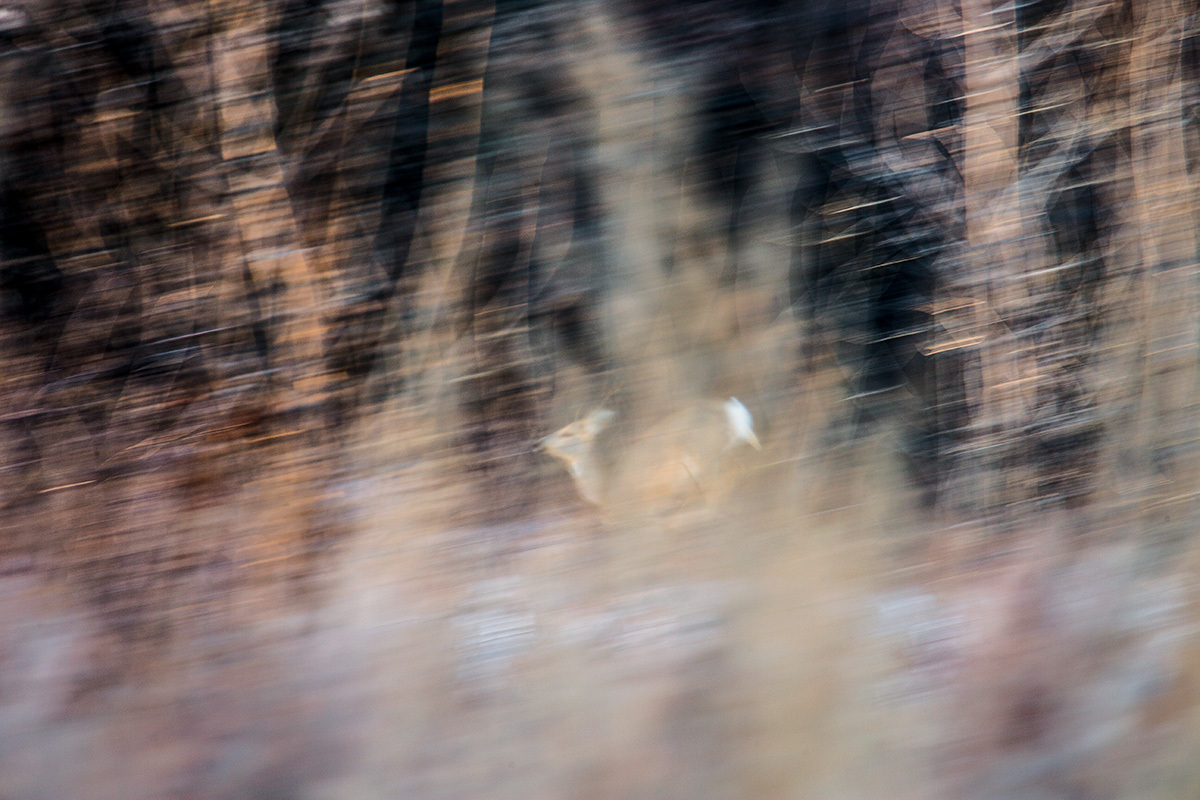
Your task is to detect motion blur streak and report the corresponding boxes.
[1,1,1200,798]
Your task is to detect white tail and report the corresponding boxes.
[722,398,762,451]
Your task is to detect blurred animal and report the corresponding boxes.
[536,398,761,515]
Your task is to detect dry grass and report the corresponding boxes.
[3,0,1200,797]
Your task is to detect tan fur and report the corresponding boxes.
[537,400,760,518]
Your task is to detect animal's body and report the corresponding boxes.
[537,398,761,517]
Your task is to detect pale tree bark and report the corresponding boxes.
[1128,0,1200,489]
[960,0,1028,513]
[212,0,328,415]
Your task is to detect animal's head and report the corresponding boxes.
[724,398,761,451]
[535,408,616,476]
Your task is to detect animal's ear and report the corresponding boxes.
[586,408,616,435]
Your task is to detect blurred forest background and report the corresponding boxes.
[4,0,1200,798]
